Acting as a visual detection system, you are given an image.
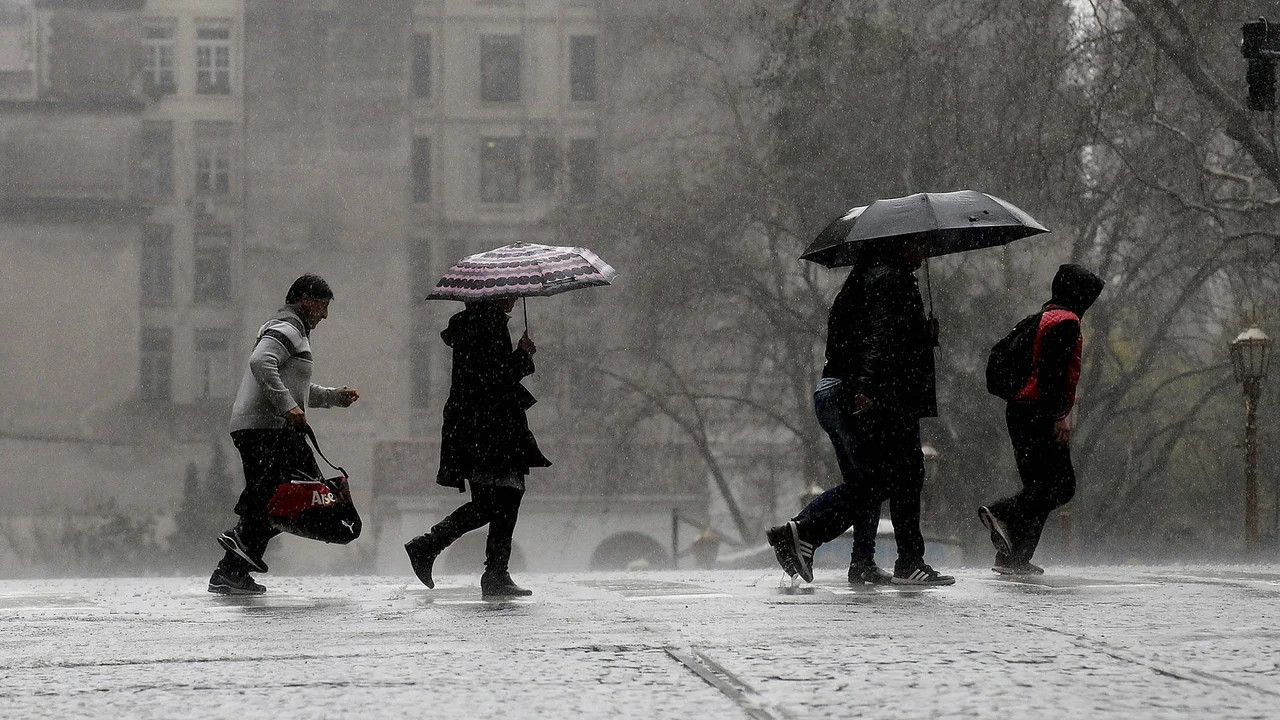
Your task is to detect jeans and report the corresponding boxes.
[795,384,926,570]
[987,403,1076,563]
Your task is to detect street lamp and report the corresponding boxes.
[1230,324,1272,553]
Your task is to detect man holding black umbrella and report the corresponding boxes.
[770,190,1050,586]
[769,237,954,586]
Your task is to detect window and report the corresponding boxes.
[479,138,522,203]
[194,121,233,195]
[192,230,232,305]
[568,138,598,203]
[195,329,232,401]
[531,137,558,195]
[139,328,172,402]
[137,122,173,197]
[569,35,597,102]
[140,224,172,306]
[412,137,431,203]
[0,4,31,73]
[143,26,176,94]
[480,35,520,102]
[196,26,232,94]
[412,33,431,99]
[410,335,431,409]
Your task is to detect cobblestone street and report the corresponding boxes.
[2,567,1278,718]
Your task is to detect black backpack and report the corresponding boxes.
[985,312,1042,401]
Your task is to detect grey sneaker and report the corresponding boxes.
[207,568,266,595]
[848,559,894,585]
[218,528,268,574]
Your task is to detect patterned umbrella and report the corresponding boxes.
[426,242,618,302]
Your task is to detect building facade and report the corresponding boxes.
[0,0,709,575]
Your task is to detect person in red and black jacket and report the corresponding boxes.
[979,264,1104,575]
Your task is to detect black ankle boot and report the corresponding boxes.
[404,533,444,589]
[481,570,532,598]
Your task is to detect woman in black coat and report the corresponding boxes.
[405,297,551,597]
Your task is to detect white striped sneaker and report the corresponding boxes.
[789,521,815,583]
[892,563,955,586]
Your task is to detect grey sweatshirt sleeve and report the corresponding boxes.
[249,335,300,414]
[308,383,340,409]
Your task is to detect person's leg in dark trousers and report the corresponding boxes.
[988,404,1076,563]
[479,486,524,582]
[882,418,926,573]
[793,386,880,553]
[408,483,528,591]
[217,429,316,577]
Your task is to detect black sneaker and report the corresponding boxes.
[893,563,955,586]
[481,572,533,598]
[404,534,442,589]
[207,568,266,595]
[993,559,1044,576]
[978,506,1012,557]
[218,529,268,574]
[766,521,814,583]
[848,560,894,585]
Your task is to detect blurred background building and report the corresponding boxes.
[0,0,712,576]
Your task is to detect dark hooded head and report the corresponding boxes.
[1050,264,1105,316]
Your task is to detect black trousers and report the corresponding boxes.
[794,392,926,571]
[429,484,524,575]
[217,429,319,575]
[987,404,1076,563]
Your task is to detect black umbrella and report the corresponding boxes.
[801,190,1050,326]
[800,190,1049,268]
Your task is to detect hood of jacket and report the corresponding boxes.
[1050,264,1105,317]
[441,302,509,347]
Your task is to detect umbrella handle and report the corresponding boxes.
[523,297,529,334]
[923,258,935,318]
[923,259,940,347]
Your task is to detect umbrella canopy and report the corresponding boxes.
[800,190,1049,268]
[426,242,618,302]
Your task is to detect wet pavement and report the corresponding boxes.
[1,566,1278,718]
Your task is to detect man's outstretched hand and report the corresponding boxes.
[337,386,360,407]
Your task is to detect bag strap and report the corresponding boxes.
[302,424,348,479]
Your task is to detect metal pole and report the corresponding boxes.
[671,508,679,570]
[1245,383,1261,553]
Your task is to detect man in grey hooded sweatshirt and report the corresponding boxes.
[208,274,359,595]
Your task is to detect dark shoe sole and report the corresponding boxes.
[978,507,1012,556]
[218,533,268,574]
[993,563,1044,576]
[788,522,815,583]
[766,525,800,579]
[482,588,533,598]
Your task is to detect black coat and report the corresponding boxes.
[436,304,551,491]
[822,262,938,419]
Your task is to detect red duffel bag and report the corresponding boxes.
[266,426,362,544]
